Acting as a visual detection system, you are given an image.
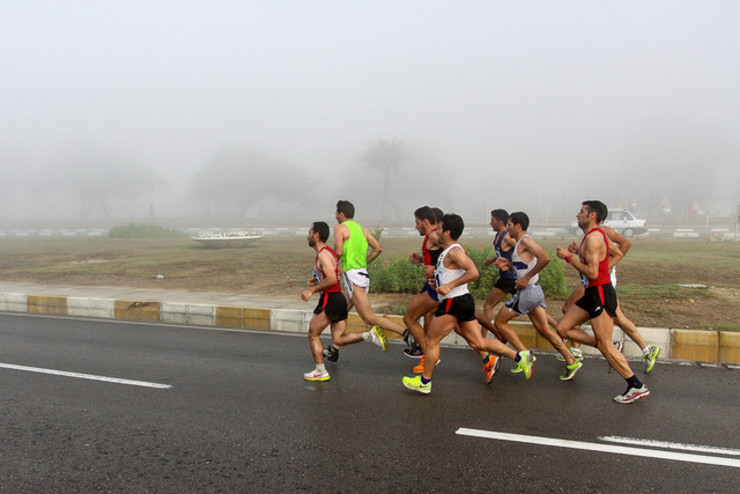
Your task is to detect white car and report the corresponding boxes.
[571,209,647,237]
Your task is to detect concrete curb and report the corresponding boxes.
[1,291,737,365]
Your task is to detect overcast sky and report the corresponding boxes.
[2,1,739,223]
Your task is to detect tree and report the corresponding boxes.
[189,148,315,219]
[360,139,408,223]
[44,148,165,220]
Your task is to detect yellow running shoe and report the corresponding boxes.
[516,350,535,380]
[643,345,660,373]
[402,375,431,394]
[370,326,389,351]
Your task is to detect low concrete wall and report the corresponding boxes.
[1,291,737,365]
[67,296,115,319]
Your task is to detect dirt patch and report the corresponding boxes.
[0,236,738,330]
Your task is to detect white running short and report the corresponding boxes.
[343,268,370,299]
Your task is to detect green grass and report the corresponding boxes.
[696,323,740,332]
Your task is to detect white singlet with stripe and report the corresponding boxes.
[512,235,539,286]
[434,243,469,301]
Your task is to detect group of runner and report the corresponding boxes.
[302,199,659,404]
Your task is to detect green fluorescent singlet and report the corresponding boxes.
[340,220,368,270]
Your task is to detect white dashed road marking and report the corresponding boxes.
[456,428,740,469]
[0,362,172,389]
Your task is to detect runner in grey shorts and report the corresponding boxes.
[493,211,581,381]
[505,283,546,316]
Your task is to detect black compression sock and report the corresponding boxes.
[402,330,409,341]
[626,375,643,389]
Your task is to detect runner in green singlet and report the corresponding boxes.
[321,200,411,363]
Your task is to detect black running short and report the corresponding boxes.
[494,277,517,295]
[575,283,618,319]
[435,293,476,322]
[314,291,348,323]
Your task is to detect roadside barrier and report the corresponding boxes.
[0,291,737,365]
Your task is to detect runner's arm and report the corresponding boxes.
[333,224,347,258]
[502,232,517,250]
[365,228,383,264]
[557,233,602,280]
[603,226,631,256]
[607,238,624,271]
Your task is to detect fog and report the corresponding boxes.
[2,1,739,226]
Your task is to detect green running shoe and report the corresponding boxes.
[511,352,536,374]
[643,345,660,373]
[402,375,431,394]
[370,326,389,352]
[559,359,583,381]
[516,350,535,380]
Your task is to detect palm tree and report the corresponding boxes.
[360,138,408,223]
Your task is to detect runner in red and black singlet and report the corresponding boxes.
[579,227,612,285]
[556,201,650,404]
[314,244,342,292]
[311,244,347,321]
[302,221,387,382]
[402,207,445,364]
[421,229,442,266]
[575,226,618,318]
[419,227,443,301]
[402,213,525,394]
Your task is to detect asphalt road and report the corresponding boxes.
[1,313,738,492]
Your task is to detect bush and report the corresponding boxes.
[108,223,185,239]
[368,256,425,293]
[367,244,569,300]
[465,244,570,299]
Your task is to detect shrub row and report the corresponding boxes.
[368,245,568,300]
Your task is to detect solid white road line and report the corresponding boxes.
[600,435,740,457]
[0,362,172,389]
[456,428,740,469]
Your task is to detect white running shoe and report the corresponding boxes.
[303,369,330,382]
[557,346,583,362]
[613,385,650,404]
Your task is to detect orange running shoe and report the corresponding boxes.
[483,355,501,384]
[413,355,426,374]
